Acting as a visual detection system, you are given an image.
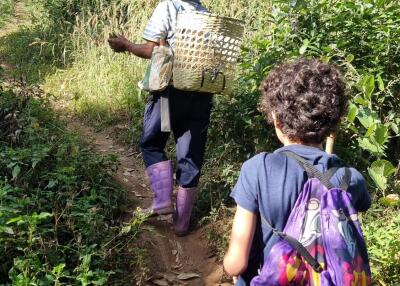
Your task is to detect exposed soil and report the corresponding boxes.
[0,0,30,74]
[0,2,231,285]
[0,1,30,38]
[67,121,230,286]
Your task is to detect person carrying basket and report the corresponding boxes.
[108,0,212,236]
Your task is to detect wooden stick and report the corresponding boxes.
[325,133,336,154]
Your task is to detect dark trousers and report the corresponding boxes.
[139,87,212,188]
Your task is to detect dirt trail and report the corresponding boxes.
[68,122,229,286]
[0,0,30,73]
[0,1,30,37]
[0,2,230,285]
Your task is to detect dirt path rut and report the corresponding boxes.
[67,122,229,286]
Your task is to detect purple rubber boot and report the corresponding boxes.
[145,160,174,216]
[174,186,197,236]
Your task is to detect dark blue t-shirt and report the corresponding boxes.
[230,144,371,285]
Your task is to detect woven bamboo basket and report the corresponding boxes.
[173,12,244,94]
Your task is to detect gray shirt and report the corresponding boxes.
[142,0,208,50]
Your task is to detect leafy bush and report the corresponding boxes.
[363,207,400,285]
[2,0,400,284]
[200,0,400,201]
[0,82,148,285]
[199,2,400,284]
[236,0,400,191]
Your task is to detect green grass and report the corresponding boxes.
[1,0,271,124]
[0,81,149,285]
[41,0,156,125]
[0,0,272,129]
[0,0,15,28]
[0,28,59,82]
[2,1,399,285]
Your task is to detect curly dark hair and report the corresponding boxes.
[260,58,348,144]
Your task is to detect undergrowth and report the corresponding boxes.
[0,0,15,29]
[0,81,149,285]
[1,0,400,285]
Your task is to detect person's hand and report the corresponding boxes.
[107,35,130,53]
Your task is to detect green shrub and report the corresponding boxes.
[200,0,400,202]
[363,207,400,285]
[200,2,400,284]
[0,82,148,285]
[2,0,400,283]
[235,0,400,188]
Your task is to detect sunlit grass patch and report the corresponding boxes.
[44,46,145,125]
[0,27,60,82]
[0,0,15,28]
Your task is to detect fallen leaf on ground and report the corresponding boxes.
[177,272,200,280]
[132,191,146,198]
[162,273,176,282]
[123,171,133,176]
[151,278,169,286]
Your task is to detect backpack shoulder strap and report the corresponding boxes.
[339,167,351,191]
[282,151,335,189]
[260,214,323,273]
[281,151,352,191]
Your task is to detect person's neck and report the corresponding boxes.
[281,138,322,149]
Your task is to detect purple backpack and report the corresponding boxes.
[251,151,371,286]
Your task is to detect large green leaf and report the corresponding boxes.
[358,138,384,155]
[347,104,358,123]
[360,74,375,101]
[356,107,381,129]
[299,39,310,55]
[377,74,385,91]
[12,165,20,179]
[371,160,396,177]
[374,124,388,146]
[368,160,396,192]
[364,124,376,138]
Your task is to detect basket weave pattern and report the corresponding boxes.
[173,12,244,94]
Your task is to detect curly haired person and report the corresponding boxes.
[223,58,371,285]
[108,0,211,236]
